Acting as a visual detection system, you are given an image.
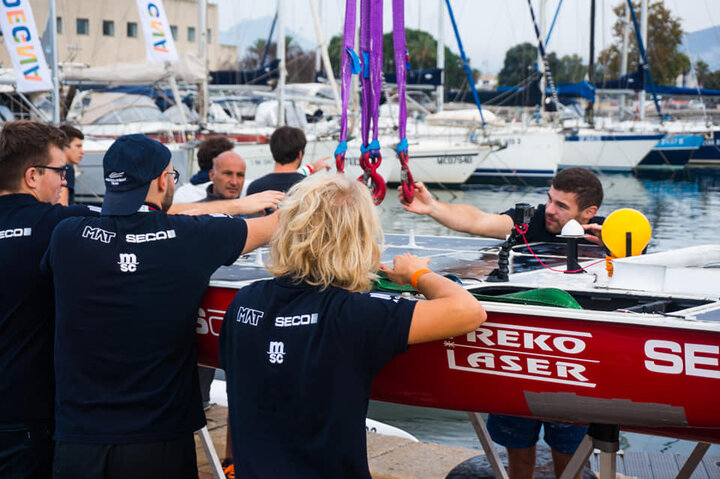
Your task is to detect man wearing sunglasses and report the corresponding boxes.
[42,134,278,479]
[0,120,102,478]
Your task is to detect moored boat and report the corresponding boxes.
[196,234,720,445]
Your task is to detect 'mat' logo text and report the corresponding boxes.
[236,307,263,326]
[82,226,116,243]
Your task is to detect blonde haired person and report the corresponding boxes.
[218,174,486,479]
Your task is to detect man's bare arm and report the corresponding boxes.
[242,213,279,254]
[399,182,514,239]
[168,190,285,216]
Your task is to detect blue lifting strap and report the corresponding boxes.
[345,47,362,75]
[396,138,408,154]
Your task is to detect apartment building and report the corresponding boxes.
[0,0,237,71]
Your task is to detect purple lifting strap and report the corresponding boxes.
[392,0,407,142]
[339,0,357,145]
[368,0,383,146]
[359,0,370,148]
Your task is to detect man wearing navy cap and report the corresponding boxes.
[43,134,278,479]
[0,120,101,478]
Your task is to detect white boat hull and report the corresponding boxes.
[561,132,662,171]
[470,129,561,181]
[235,138,491,185]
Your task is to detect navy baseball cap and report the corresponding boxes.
[102,134,172,216]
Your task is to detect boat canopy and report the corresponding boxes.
[61,54,204,84]
[495,79,595,104]
[598,68,720,96]
[551,80,596,102]
[74,92,166,125]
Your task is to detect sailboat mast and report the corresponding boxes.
[277,0,286,126]
[309,0,341,112]
[198,0,209,125]
[538,0,546,114]
[445,0,485,126]
[49,0,60,124]
[638,0,647,120]
[620,3,630,119]
[436,0,444,113]
[585,0,595,126]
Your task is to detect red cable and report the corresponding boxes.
[514,225,608,274]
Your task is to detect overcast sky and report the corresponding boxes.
[213,0,719,74]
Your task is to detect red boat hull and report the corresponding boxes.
[197,285,720,444]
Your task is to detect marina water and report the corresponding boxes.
[371,169,720,456]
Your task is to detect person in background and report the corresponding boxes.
[199,151,247,202]
[174,136,235,203]
[219,174,486,478]
[57,124,85,206]
[399,167,604,479]
[0,120,100,478]
[246,126,330,195]
[43,134,278,479]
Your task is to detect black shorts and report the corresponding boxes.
[52,433,198,479]
[0,421,54,479]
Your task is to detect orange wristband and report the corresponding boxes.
[410,268,432,290]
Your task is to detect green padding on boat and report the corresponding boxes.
[473,288,583,309]
[373,275,582,309]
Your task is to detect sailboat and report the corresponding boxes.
[553,0,663,172]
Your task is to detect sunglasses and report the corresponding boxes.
[32,165,68,180]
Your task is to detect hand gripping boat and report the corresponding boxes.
[197,231,720,475]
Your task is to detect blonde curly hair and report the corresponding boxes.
[267,174,382,293]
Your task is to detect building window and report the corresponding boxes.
[76,18,89,35]
[56,17,62,34]
[187,26,195,42]
[207,28,212,44]
[102,20,114,37]
[170,25,177,41]
[127,22,138,38]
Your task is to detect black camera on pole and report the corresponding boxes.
[487,203,534,282]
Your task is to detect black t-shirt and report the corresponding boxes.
[65,165,75,205]
[218,278,415,479]
[43,208,248,443]
[502,203,604,243]
[246,172,305,195]
[0,194,98,424]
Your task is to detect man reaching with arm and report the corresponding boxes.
[399,167,605,479]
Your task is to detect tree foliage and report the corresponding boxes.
[553,54,587,84]
[596,1,690,85]
[240,35,315,82]
[498,43,537,86]
[693,59,720,90]
[498,43,587,86]
[327,28,478,89]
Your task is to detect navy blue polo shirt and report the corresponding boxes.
[502,204,604,243]
[43,207,247,443]
[218,277,415,479]
[64,165,75,205]
[0,194,98,424]
[246,172,305,195]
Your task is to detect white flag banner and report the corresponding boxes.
[0,0,52,92]
[136,0,178,63]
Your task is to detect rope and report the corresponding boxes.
[514,225,608,274]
